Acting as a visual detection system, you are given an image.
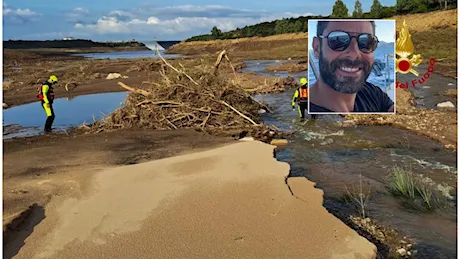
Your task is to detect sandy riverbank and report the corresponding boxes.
[5,140,376,259]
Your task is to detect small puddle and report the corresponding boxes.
[3,92,128,138]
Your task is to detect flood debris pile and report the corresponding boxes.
[84,51,283,142]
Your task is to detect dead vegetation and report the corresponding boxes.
[81,50,289,141]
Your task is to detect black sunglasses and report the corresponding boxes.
[318,30,379,53]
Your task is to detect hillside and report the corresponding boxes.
[185,8,397,42]
[168,33,308,60]
[167,9,457,77]
[184,0,455,42]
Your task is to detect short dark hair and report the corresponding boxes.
[316,21,376,37]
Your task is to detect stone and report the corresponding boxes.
[239,137,255,142]
[447,83,455,86]
[288,57,292,60]
[2,81,12,89]
[258,109,267,114]
[3,103,8,109]
[436,101,455,108]
[270,139,288,146]
[397,248,407,256]
[106,73,123,80]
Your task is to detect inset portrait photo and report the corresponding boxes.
[308,19,396,114]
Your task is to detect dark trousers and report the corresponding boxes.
[298,102,317,120]
[299,102,307,118]
[42,102,55,131]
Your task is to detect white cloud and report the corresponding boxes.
[75,9,310,37]
[3,4,40,24]
[5,4,317,41]
[109,10,133,17]
[74,7,89,14]
[66,7,91,23]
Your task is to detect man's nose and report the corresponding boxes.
[344,38,362,59]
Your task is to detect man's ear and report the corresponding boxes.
[312,37,320,59]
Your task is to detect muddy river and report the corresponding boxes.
[2,54,457,258]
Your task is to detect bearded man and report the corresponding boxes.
[309,21,394,113]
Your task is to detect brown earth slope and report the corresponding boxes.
[168,9,457,78]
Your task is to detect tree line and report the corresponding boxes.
[3,39,147,49]
[186,0,456,42]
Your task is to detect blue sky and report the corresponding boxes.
[3,0,397,41]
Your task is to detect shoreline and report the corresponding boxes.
[3,51,457,151]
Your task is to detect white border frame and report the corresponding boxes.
[456,11,459,259]
[1,2,4,231]
[307,18,397,115]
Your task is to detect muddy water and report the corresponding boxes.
[241,60,306,80]
[248,62,457,258]
[3,92,128,138]
[397,64,457,109]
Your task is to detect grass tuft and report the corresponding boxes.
[386,166,449,211]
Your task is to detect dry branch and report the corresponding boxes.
[64,82,78,92]
[85,50,283,142]
[219,100,258,126]
[156,48,199,86]
[118,81,151,96]
[214,50,226,70]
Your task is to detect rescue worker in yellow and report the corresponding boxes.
[37,75,58,133]
[291,77,316,120]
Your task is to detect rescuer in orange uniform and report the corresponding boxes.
[292,77,316,120]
